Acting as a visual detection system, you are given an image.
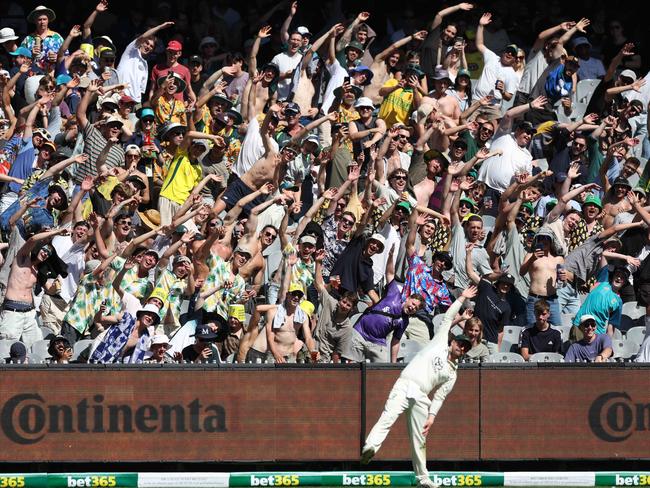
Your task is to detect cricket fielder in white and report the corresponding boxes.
[360,286,477,488]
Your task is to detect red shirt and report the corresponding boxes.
[150,62,192,100]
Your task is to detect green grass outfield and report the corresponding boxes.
[2,471,648,487]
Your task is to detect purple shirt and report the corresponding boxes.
[564,334,612,362]
[354,281,407,346]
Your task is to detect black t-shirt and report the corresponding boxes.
[474,279,512,343]
[181,343,221,364]
[330,235,375,294]
[520,325,562,354]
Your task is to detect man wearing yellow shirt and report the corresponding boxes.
[378,64,424,127]
[158,132,220,225]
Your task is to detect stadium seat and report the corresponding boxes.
[576,79,601,105]
[40,326,55,340]
[0,339,17,360]
[73,339,94,361]
[555,325,572,342]
[30,339,52,359]
[612,339,640,359]
[625,326,647,346]
[627,173,640,188]
[528,352,564,362]
[357,301,368,313]
[500,326,522,352]
[485,352,525,363]
[613,328,624,340]
[28,353,47,364]
[560,313,574,327]
[534,158,549,172]
[622,301,644,319]
[225,353,235,363]
[397,339,423,363]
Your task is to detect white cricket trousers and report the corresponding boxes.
[363,378,431,482]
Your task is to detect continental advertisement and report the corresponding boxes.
[0,366,649,462]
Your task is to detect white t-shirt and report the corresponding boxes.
[56,239,87,303]
[472,48,518,100]
[371,223,401,284]
[271,51,303,100]
[321,59,349,114]
[117,40,148,103]
[233,116,279,177]
[517,48,548,94]
[477,133,532,192]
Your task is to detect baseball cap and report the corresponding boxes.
[8,342,27,363]
[137,107,155,120]
[572,36,591,48]
[496,273,516,286]
[522,201,535,213]
[579,314,597,325]
[432,251,453,270]
[104,115,124,127]
[612,176,632,189]
[284,101,301,114]
[167,40,183,51]
[350,65,374,85]
[299,235,317,246]
[453,334,472,350]
[174,254,192,266]
[56,74,72,86]
[299,301,315,317]
[460,197,477,210]
[193,324,219,341]
[189,55,202,65]
[432,66,451,81]
[516,120,535,134]
[396,201,412,213]
[289,282,305,295]
[10,46,32,58]
[503,44,518,55]
[296,26,311,36]
[620,69,637,82]
[233,244,254,256]
[125,144,141,155]
[119,94,136,105]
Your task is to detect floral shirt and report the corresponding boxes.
[154,268,187,334]
[154,96,187,125]
[203,253,246,319]
[291,258,316,293]
[321,215,350,278]
[20,31,65,71]
[402,254,452,314]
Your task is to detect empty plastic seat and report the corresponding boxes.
[485,352,525,363]
[575,79,601,104]
[626,326,647,346]
[73,339,95,361]
[622,301,644,319]
[398,339,423,363]
[528,352,564,362]
[554,325,573,342]
[612,339,640,359]
[30,339,52,359]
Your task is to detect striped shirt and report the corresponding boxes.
[77,124,125,183]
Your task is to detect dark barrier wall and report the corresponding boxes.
[0,365,648,462]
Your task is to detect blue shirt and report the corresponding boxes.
[7,138,36,193]
[572,266,623,334]
[355,281,408,346]
[0,177,57,237]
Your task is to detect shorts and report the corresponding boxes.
[220,178,268,216]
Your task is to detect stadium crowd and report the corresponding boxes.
[2,0,650,365]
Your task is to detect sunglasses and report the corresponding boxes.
[237,251,252,259]
[341,218,355,226]
[582,322,596,329]
[480,126,494,134]
[391,174,408,181]
[118,220,132,226]
[516,56,525,60]
[264,230,278,238]
[397,134,409,140]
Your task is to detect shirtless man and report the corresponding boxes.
[0,227,68,347]
[520,231,566,326]
[266,284,316,363]
[364,30,428,105]
[215,105,294,216]
[413,150,449,206]
[419,67,461,124]
[602,176,632,229]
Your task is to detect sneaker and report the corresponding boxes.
[360,447,375,464]
[417,478,440,488]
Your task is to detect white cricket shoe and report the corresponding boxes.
[417,478,440,488]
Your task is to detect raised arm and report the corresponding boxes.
[376,30,427,62]
[249,26,271,76]
[405,207,419,257]
[464,243,481,285]
[430,3,474,31]
[280,2,297,44]
[83,0,108,38]
[475,12,492,54]
[336,12,370,52]
[57,25,82,63]
[76,78,102,128]
[136,21,174,47]
[498,95,547,134]
[17,227,68,260]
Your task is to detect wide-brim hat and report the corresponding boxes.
[157,72,187,93]
[367,233,386,253]
[28,5,56,23]
[138,208,161,230]
[333,84,363,100]
[208,93,232,109]
[158,122,187,141]
[260,63,280,79]
[48,184,68,209]
[136,303,161,326]
[345,40,365,54]
[432,251,453,271]
[226,108,243,125]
